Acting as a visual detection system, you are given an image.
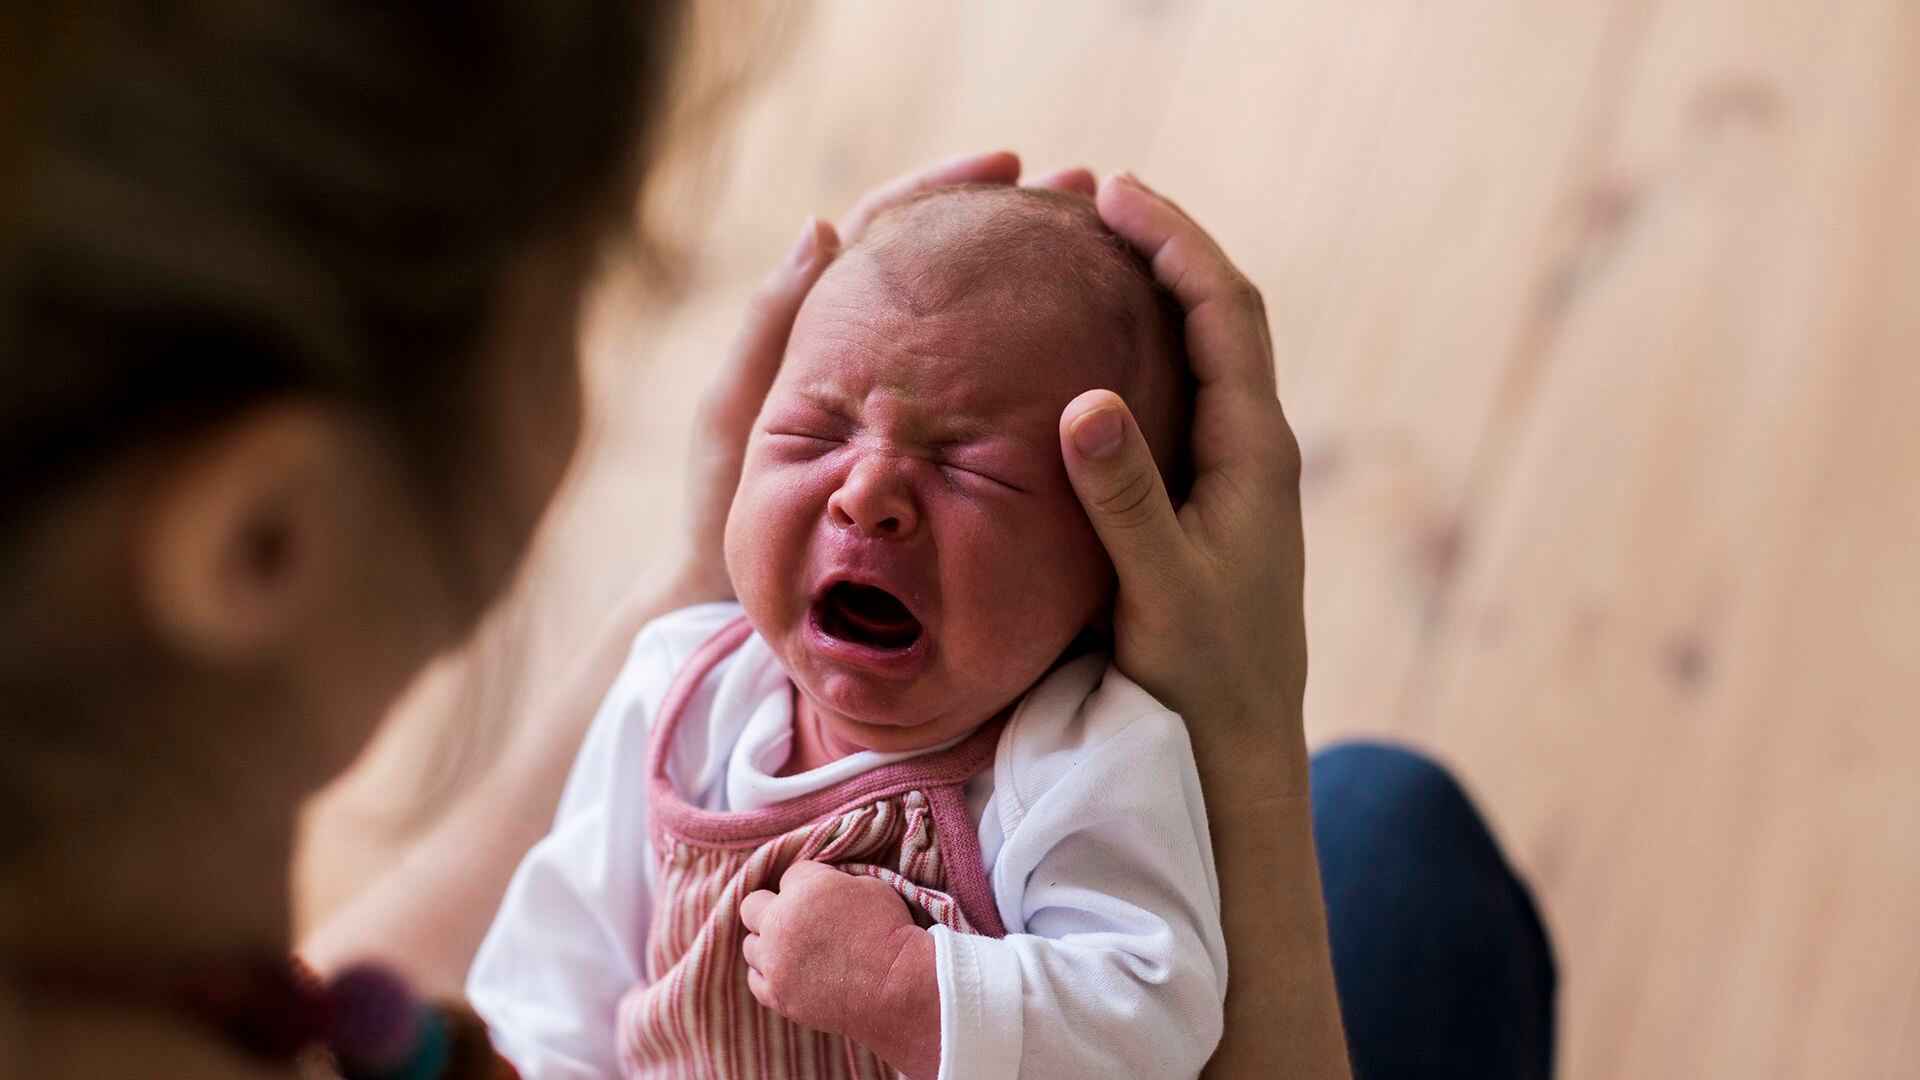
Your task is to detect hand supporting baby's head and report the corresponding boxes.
[725,187,1191,755]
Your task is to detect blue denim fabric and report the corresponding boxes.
[1312,742,1557,1080]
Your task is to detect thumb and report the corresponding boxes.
[706,216,841,435]
[1060,390,1188,585]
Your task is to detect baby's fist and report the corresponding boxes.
[738,860,938,1071]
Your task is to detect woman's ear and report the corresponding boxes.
[131,404,359,665]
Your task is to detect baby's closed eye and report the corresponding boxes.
[940,461,1025,494]
[936,447,1039,495]
[766,428,843,444]
[763,425,847,461]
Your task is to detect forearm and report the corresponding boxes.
[300,561,713,992]
[1194,699,1350,1080]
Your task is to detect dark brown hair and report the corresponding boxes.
[0,0,688,863]
[0,1,685,528]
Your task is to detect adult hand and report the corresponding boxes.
[1067,174,1348,1079]
[660,151,1098,608]
[1060,172,1309,785]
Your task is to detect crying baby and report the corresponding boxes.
[470,186,1227,1080]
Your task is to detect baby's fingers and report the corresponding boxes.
[746,966,783,1014]
[777,859,842,893]
[740,888,776,932]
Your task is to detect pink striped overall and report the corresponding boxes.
[616,617,1008,1079]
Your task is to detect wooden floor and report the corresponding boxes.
[300,3,1920,1077]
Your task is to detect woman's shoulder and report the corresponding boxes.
[595,601,749,718]
[554,601,752,818]
[629,600,748,667]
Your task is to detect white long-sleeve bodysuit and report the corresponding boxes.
[468,603,1225,1079]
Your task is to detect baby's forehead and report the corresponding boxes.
[853,190,1131,318]
[804,255,1137,396]
[842,198,1152,372]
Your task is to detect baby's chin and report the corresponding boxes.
[792,668,994,754]
[830,711,971,754]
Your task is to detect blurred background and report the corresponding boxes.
[297,3,1920,1078]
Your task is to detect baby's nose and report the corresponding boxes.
[827,458,919,540]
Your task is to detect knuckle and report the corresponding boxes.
[1096,467,1160,529]
[758,905,788,936]
[744,281,794,326]
[758,946,788,979]
[1230,273,1265,313]
[1270,415,1303,485]
[753,905,777,932]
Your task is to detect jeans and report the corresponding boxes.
[1312,742,1558,1080]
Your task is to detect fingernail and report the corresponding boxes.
[1115,170,1148,191]
[787,216,820,267]
[1070,406,1126,459]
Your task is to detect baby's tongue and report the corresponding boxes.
[839,586,917,636]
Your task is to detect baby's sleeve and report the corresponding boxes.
[465,603,735,1080]
[932,672,1227,1080]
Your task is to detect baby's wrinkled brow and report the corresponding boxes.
[787,386,1053,457]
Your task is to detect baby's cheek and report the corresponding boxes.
[730,469,819,617]
[952,503,1108,650]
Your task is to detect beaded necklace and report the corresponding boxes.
[21,955,518,1079]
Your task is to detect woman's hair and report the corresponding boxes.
[0,0,685,530]
[0,1,691,863]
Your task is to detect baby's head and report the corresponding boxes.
[725,186,1189,753]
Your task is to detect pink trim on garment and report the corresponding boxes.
[921,780,1004,938]
[646,616,1008,938]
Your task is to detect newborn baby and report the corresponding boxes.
[469,187,1226,1080]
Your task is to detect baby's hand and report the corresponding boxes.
[739,860,940,1079]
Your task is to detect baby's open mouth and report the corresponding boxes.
[814,582,923,651]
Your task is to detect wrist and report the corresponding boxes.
[1184,679,1310,804]
[858,925,941,1080]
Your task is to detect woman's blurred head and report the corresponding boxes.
[0,1,684,877]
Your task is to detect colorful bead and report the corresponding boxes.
[20,952,517,1079]
[329,963,422,1069]
[340,1006,450,1080]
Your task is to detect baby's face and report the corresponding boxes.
[725,256,1124,753]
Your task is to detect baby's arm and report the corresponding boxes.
[739,862,942,1079]
[941,694,1227,1079]
[467,607,728,1078]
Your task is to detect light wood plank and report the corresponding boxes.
[1401,1,1920,1077]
